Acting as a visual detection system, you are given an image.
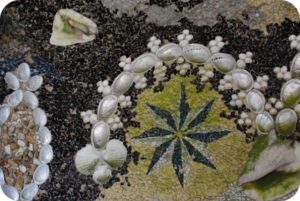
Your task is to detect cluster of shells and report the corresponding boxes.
[0,63,53,201]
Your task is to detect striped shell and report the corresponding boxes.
[156,43,182,63]
[182,43,211,64]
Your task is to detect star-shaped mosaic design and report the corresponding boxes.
[133,84,230,187]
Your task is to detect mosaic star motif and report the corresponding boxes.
[133,84,230,186]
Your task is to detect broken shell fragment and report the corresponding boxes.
[103,139,127,169]
[156,43,182,63]
[91,121,110,149]
[256,112,274,134]
[17,63,31,82]
[210,53,236,74]
[130,53,158,73]
[50,9,98,46]
[26,75,43,91]
[275,108,297,137]
[0,105,10,125]
[111,72,133,95]
[97,95,118,119]
[23,91,39,109]
[33,108,47,127]
[33,164,50,185]
[4,72,20,90]
[246,89,265,113]
[20,183,39,201]
[1,185,19,201]
[92,165,112,184]
[291,52,300,77]
[182,43,211,64]
[231,69,254,91]
[280,79,300,107]
[7,89,23,107]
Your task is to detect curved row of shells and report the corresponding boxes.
[0,63,53,201]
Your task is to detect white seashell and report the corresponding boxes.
[275,108,297,137]
[209,53,236,74]
[182,43,211,64]
[26,75,43,91]
[33,164,50,185]
[39,144,54,164]
[16,63,31,82]
[156,43,182,63]
[4,72,20,90]
[245,89,265,113]
[33,108,47,127]
[0,105,10,125]
[103,139,127,169]
[91,121,110,149]
[93,165,112,184]
[130,53,158,73]
[23,91,39,109]
[97,95,118,120]
[7,89,23,107]
[0,167,5,185]
[75,144,102,175]
[280,79,300,107]
[290,52,300,77]
[20,183,38,201]
[1,185,19,201]
[111,72,133,95]
[231,69,254,91]
[256,112,274,134]
[38,127,52,145]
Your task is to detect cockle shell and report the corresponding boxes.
[182,43,211,64]
[0,105,10,125]
[111,72,133,95]
[33,164,50,185]
[246,89,265,113]
[38,127,52,145]
[17,63,31,82]
[39,144,54,164]
[7,89,23,107]
[0,167,4,185]
[156,43,182,63]
[97,95,118,119]
[20,183,39,201]
[256,112,274,134]
[93,165,112,184]
[1,185,19,201]
[103,139,127,169]
[231,69,254,91]
[280,79,300,107]
[291,52,300,77]
[209,53,237,73]
[4,72,20,90]
[275,108,297,137]
[91,121,110,149]
[33,108,47,127]
[23,91,39,109]
[27,75,43,91]
[130,53,158,73]
[75,144,102,175]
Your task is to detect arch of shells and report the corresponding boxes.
[76,29,300,192]
[0,63,53,201]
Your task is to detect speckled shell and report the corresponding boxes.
[97,95,118,119]
[23,91,39,109]
[4,72,20,90]
[7,89,24,107]
[291,52,300,77]
[111,72,134,95]
[280,79,300,107]
[39,144,54,164]
[0,167,5,185]
[275,108,298,137]
[33,164,50,185]
[27,75,43,91]
[1,184,19,201]
[0,105,10,125]
[182,43,211,64]
[210,53,236,74]
[256,112,274,134]
[130,53,158,73]
[20,183,39,201]
[231,69,254,91]
[33,108,47,127]
[91,121,110,149]
[38,127,52,145]
[103,139,127,169]
[92,165,112,184]
[156,43,182,63]
[246,89,265,113]
[17,63,31,82]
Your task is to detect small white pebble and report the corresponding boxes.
[19,165,27,173]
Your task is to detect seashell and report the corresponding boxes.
[156,43,182,63]
[103,139,127,169]
[231,69,254,91]
[97,95,118,120]
[33,108,47,127]
[39,144,54,164]
[290,52,300,77]
[256,112,274,134]
[111,72,133,95]
[280,79,300,107]
[26,75,43,91]
[93,165,112,184]
[16,63,31,82]
[33,164,50,185]
[4,72,20,90]
[38,127,52,145]
[0,167,5,185]
[209,53,237,74]
[75,144,102,175]
[0,105,10,125]
[91,121,110,149]
[275,108,297,137]
[20,183,38,201]
[1,185,19,201]
[7,89,23,107]
[130,53,158,73]
[23,91,39,109]
[182,43,211,64]
[245,89,265,113]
